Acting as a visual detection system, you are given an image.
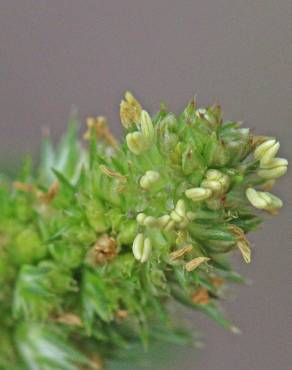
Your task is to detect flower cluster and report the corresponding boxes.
[0,92,287,370]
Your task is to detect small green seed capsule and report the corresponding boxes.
[118,221,138,245]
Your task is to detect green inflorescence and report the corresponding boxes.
[0,92,288,369]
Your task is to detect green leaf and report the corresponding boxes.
[15,322,90,370]
[82,268,118,333]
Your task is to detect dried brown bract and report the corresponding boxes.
[191,287,210,305]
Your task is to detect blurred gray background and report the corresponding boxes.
[0,1,291,369]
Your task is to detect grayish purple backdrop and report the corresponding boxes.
[0,1,291,369]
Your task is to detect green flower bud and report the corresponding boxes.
[85,199,109,233]
[182,98,196,122]
[10,229,46,265]
[107,208,123,230]
[69,225,97,245]
[49,242,84,269]
[159,113,178,130]
[118,220,138,245]
[196,108,216,124]
[160,131,179,154]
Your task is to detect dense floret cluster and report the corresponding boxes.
[0,93,287,369]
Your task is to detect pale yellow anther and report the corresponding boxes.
[143,216,157,227]
[202,170,230,196]
[140,170,160,190]
[254,139,281,166]
[260,142,280,166]
[136,213,147,225]
[170,199,189,228]
[170,210,183,223]
[175,199,186,218]
[164,219,176,231]
[126,132,145,155]
[132,233,144,260]
[258,167,287,179]
[140,238,152,263]
[254,139,276,160]
[258,158,288,179]
[132,233,152,263]
[246,188,283,213]
[185,187,212,202]
[201,180,222,193]
[137,213,158,227]
[246,188,268,209]
[205,169,222,180]
[157,215,171,227]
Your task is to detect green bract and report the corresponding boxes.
[0,93,287,369]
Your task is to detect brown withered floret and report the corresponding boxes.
[38,180,60,204]
[84,116,117,148]
[13,180,60,205]
[86,234,118,266]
